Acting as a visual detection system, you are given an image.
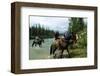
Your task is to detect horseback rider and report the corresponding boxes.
[35,36,40,42]
[54,31,60,40]
[64,31,73,44]
[64,31,71,39]
[32,36,44,47]
[64,31,78,45]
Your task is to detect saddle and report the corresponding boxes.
[54,38,67,48]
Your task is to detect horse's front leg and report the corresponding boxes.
[59,50,64,58]
[32,42,34,47]
[66,47,71,58]
[39,44,42,47]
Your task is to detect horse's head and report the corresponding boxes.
[39,38,44,43]
[71,32,78,44]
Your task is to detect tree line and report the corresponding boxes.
[68,17,87,48]
[29,24,55,39]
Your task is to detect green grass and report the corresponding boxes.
[29,38,53,60]
[69,48,87,58]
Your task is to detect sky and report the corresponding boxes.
[29,16,70,33]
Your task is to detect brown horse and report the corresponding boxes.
[50,33,77,58]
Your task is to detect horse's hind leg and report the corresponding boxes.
[35,44,37,46]
[66,47,71,58]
